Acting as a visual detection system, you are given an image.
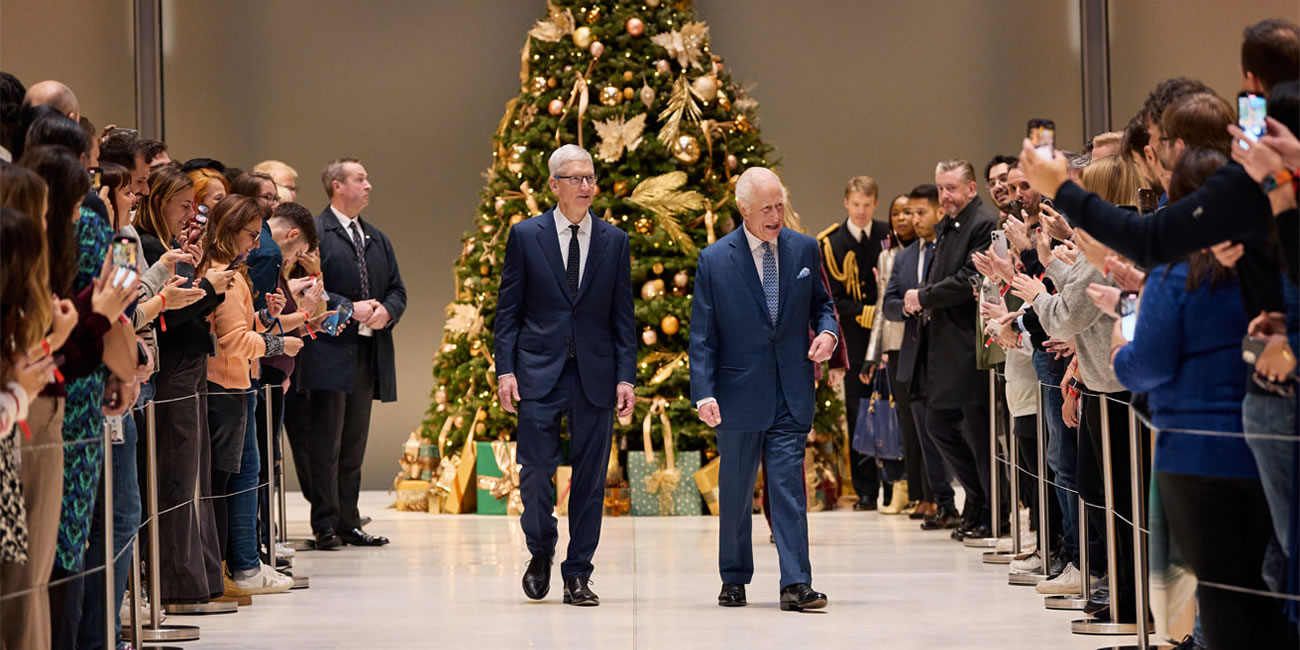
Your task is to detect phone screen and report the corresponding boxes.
[1238,92,1267,147]
[1138,188,1158,214]
[1028,118,1056,160]
[322,299,354,336]
[111,238,137,269]
[88,167,102,191]
[1119,293,1139,341]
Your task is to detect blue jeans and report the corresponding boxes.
[226,391,262,574]
[1034,349,1078,562]
[77,381,152,649]
[1244,391,1298,552]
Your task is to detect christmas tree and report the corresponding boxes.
[422,0,844,463]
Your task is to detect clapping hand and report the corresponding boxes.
[1009,273,1047,303]
[1003,213,1032,254]
[1040,203,1074,242]
[1052,242,1079,266]
[1086,283,1122,318]
[1105,255,1146,292]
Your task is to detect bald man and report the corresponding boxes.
[23,80,79,122]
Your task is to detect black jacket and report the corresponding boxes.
[140,232,223,357]
[917,196,997,409]
[818,219,885,366]
[295,207,407,402]
[882,238,927,390]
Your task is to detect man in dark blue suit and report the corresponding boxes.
[689,167,838,612]
[495,145,636,607]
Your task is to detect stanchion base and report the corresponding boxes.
[1008,572,1045,586]
[1044,594,1090,610]
[164,600,238,615]
[1071,619,1138,635]
[962,536,998,548]
[292,575,310,589]
[126,624,200,642]
[1091,644,1172,650]
[286,538,314,552]
[982,551,1014,564]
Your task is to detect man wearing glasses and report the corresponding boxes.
[495,144,636,607]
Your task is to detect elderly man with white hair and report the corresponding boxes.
[689,166,838,611]
[495,144,636,607]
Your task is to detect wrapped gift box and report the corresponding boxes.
[693,456,721,516]
[476,440,522,516]
[395,479,431,512]
[628,449,702,516]
[432,436,477,514]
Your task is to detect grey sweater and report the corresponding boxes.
[1031,257,1125,394]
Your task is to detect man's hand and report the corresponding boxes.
[973,250,1014,284]
[1019,138,1070,199]
[1210,241,1245,269]
[807,331,837,363]
[1009,273,1047,303]
[616,383,635,420]
[1105,255,1146,293]
[297,249,322,276]
[697,401,722,428]
[498,374,522,414]
[903,288,922,315]
[1257,338,1297,383]
[351,300,374,323]
[365,302,391,329]
[1062,392,1080,428]
[1004,213,1032,254]
[859,363,877,385]
[1086,283,1122,318]
[1046,337,1076,360]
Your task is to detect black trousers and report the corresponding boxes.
[926,396,992,525]
[1014,415,1062,547]
[887,356,927,502]
[1158,472,1298,650]
[283,380,313,510]
[256,368,287,553]
[291,341,376,535]
[1080,390,1144,621]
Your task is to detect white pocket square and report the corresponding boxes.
[797,267,811,279]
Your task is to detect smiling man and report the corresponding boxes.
[690,166,838,612]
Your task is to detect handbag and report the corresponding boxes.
[852,367,904,462]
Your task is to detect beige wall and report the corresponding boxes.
[4,1,1296,491]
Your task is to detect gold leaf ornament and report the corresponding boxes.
[627,171,707,255]
[594,113,647,163]
[650,21,710,70]
[528,3,575,42]
[656,74,703,145]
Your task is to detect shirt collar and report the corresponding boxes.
[845,219,867,243]
[331,204,360,232]
[553,206,592,234]
[741,222,775,254]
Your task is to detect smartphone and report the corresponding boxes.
[1138,188,1159,214]
[194,205,209,225]
[1238,91,1267,148]
[321,299,354,336]
[1028,118,1056,160]
[225,252,247,271]
[1008,199,1024,218]
[107,127,138,139]
[990,230,1009,258]
[110,238,138,288]
[1118,292,1139,341]
[979,277,1002,305]
[88,167,102,191]
[175,260,196,288]
[1242,335,1270,364]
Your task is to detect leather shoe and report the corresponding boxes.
[522,554,552,600]
[562,576,599,606]
[961,524,993,540]
[921,505,961,531]
[779,583,827,611]
[312,528,342,550]
[339,527,389,546]
[908,501,935,520]
[852,499,877,512]
[718,583,746,607]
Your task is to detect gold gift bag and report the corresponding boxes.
[693,457,722,516]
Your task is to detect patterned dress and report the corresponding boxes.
[54,206,112,571]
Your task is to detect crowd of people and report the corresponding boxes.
[0,70,406,650]
[817,17,1297,650]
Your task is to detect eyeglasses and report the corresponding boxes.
[259,193,279,203]
[554,175,597,187]
[241,226,261,238]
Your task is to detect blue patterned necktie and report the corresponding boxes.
[761,241,778,324]
[349,222,371,299]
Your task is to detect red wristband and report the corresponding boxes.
[158,294,167,332]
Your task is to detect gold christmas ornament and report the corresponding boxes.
[475,422,487,435]
[653,278,665,293]
[509,213,525,226]
[634,216,655,236]
[671,133,701,165]
[613,179,630,196]
[434,388,448,405]
[454,415,465,428]
[594,112,645,163]
[585,6,602,23]
[691,75,718,102]
[493,196,507,213]
[600,85,622,106]
[590,41,605,58]
[547,76,558,88]
[726,153,739,169]
[479,223,495,234]
[441,342,456,354]
[639,79,656,109]
[622,87,635,100]
[573,26,593,49]
[652,262,665,275]
[479,263,491,276]
[530,76,548,95]
[642,328,658,345]
[506,143,528,174]
[622,71,634,83]
[626,17,645,37]
[548,98,565,116]
[670,285,686,297]
[646,0,660,6]
[674,269,689,288]
[655,59,672,75]
[733,113,752,132]
[470,339,484,355]
[640,281,657,301]
[660,314,680,336]
[716,90,731,111]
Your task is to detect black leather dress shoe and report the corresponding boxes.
[961,524,993,540]
[313,528,342,550]
[522,554,552,600]
[921,506,961,531]
[779,584,827,611]
[562,576,599,606]
[339,527,389,546]
[718,583,747,607]
[852,500,877,512]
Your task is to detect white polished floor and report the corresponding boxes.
[180,491,1138,649]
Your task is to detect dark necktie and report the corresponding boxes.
[921,241,935,281]
[349,221,370,298]
[566,224,581,300]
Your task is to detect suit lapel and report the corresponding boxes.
[575,214,604,304]
[535,213,574,305]
[776,228,797,326]
[727,230,771,327]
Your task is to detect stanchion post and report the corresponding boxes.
[102,415,116,646]
[264,383,276,573]
[989,367,1000,540]
[1128,407,1150,649]
[1035,384,1051,578]
[140,401,201,641]
[128,534,142,646]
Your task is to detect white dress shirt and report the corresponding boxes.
[554,207,592,285]
[845,219,867,243]
[331,205,374,337]
[741,223,777,286]
[918,238,935,285]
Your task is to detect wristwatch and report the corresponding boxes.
[1260,168,1295,193]
[1067,376,1081,398]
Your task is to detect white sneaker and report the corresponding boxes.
[276,542,295,559]
[995,529,1038,553]
[119,591,164,624]
[1009,551,1043,574]
[1036,562,1082,594]
[231,563,293,595]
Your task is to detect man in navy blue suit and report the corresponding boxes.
[689,167,838,612]
[495,144,637,607]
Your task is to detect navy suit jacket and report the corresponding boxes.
[882,240,925,385]
[494,209,637,409]
[689,227,838,432]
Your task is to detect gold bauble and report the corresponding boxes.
[641,328,658,345]
[652,278,665,294]
[733,114,752,133]
[671,134,701,165]
[652,262,665,275]
[585,6,602,23]
[441,342,456,354]
[673,269,689,288]
[530,76,548,94]
[622,87,635,100]
[634,215,654,235]
[726,153,739,170]
[453,415,465,428]
[475,422,487,435]
[573,26,593,49]
[493,196,507,213]
[622,70,635,83]
[646,0,660,6]
[509,213,525,226]
[470,339,484,355]
[660,314,680,336]
[434,388,448,405]
[640,280,660,301]
[691,75,718,102]
[655,59,672,75]
[625,17,645,37]
[716,90,731,112]
[547,76,558,88]
[670,285,686,297]
[479,223,495,234]
[613,179,629,196]
[506,143,527,174]
[479,263,491,276]
[548,98,565,116]
[599,85,622,106]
